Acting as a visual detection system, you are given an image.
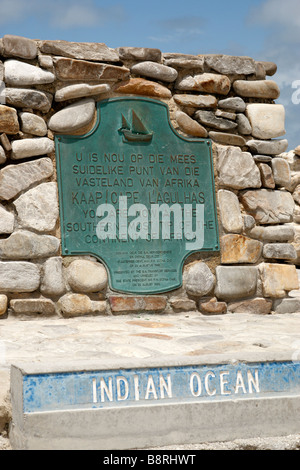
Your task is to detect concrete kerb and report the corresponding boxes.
[8,352,300,450]
[1,311,300,449]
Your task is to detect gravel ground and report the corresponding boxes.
[0,433,11,451]
[1,433,300,451]
[147,434,300,450]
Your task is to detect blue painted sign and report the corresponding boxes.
[23,361,300,414]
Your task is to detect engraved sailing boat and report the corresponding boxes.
[119,110,153,143]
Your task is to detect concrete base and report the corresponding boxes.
[9,358,300,450]
[9,395,300,450]
[5,314,300,450]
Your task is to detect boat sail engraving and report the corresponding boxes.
[119,110,153,143]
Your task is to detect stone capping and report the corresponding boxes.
[0,34,299,319]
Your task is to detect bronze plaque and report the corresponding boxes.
[55,97,219,294]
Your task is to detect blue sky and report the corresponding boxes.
[0,0,299,149]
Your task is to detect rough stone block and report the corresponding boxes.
[247,139,289,155]
[58,294,107,317]
[109,296,167,313]
[243,215,256,231]
[198,297,227,315]
[2,34,37,59]
[293,186,300,205]
[0,295,8,316]
[227,298,272,315]
[163,53,204,69]
[0,134,11,152]
[114,78,172,98]
[0,261,40,293]
[253,155,272,163]
[271,157,291,187]
[220,234,262,264]
[5,88,53,113]
[257,163,275,189]
[184,262,215,297]
[209,132,246,147]
[195,110,237,131]
[174,94,217,108]
[258,61,277,76]
[67,260,107,293]
[246,104,285,140]
[40,40,119,62]
[233,80,280,99]
[38,55,53,69]
[131,61,178,82]
[217,145,261,189]
[0,230,60,259]
[248,225,295,242]
[263,243,297,260]
[218,189,243,233]
[117,47,161,62]
[54,57,129,82]
[259,263,299,298]
[215,266,258,300]
[10,298,56,316]
[0,158,53,201]
[273,298,300,314]
[280,150,300,172]
[294,145,300,157]
[41,257,65,296]
[236,113,252,135]
[215,109,236,120]
[55,83,110,102]
[0,105,19,134]
[4,60,55,86]
[11,137,54,160]
[205,55,256,75]
[13,182,59,232]
[240,189,295,224]
[169,297,197,312]
[294,204,300,224]
[48,98,95,134]
[19,112,47,136]
[0,204,14,234]
[176,72,231,95]
[254,61,267,80]
[175,111,207,137]
[218,97,246,112]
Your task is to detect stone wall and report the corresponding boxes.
[0,34,299,319]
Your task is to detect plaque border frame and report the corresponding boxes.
[55,96,220,294]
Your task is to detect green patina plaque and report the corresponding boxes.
[55,97,219,294]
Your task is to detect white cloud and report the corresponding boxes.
[53,4,100,28]
[251,0,300,28]
[0,0,40,24]
[51,2,126,29]
[249,0,300,150]
[0,0,126,29]
[161,16,204,34]
[148,16,204,45]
